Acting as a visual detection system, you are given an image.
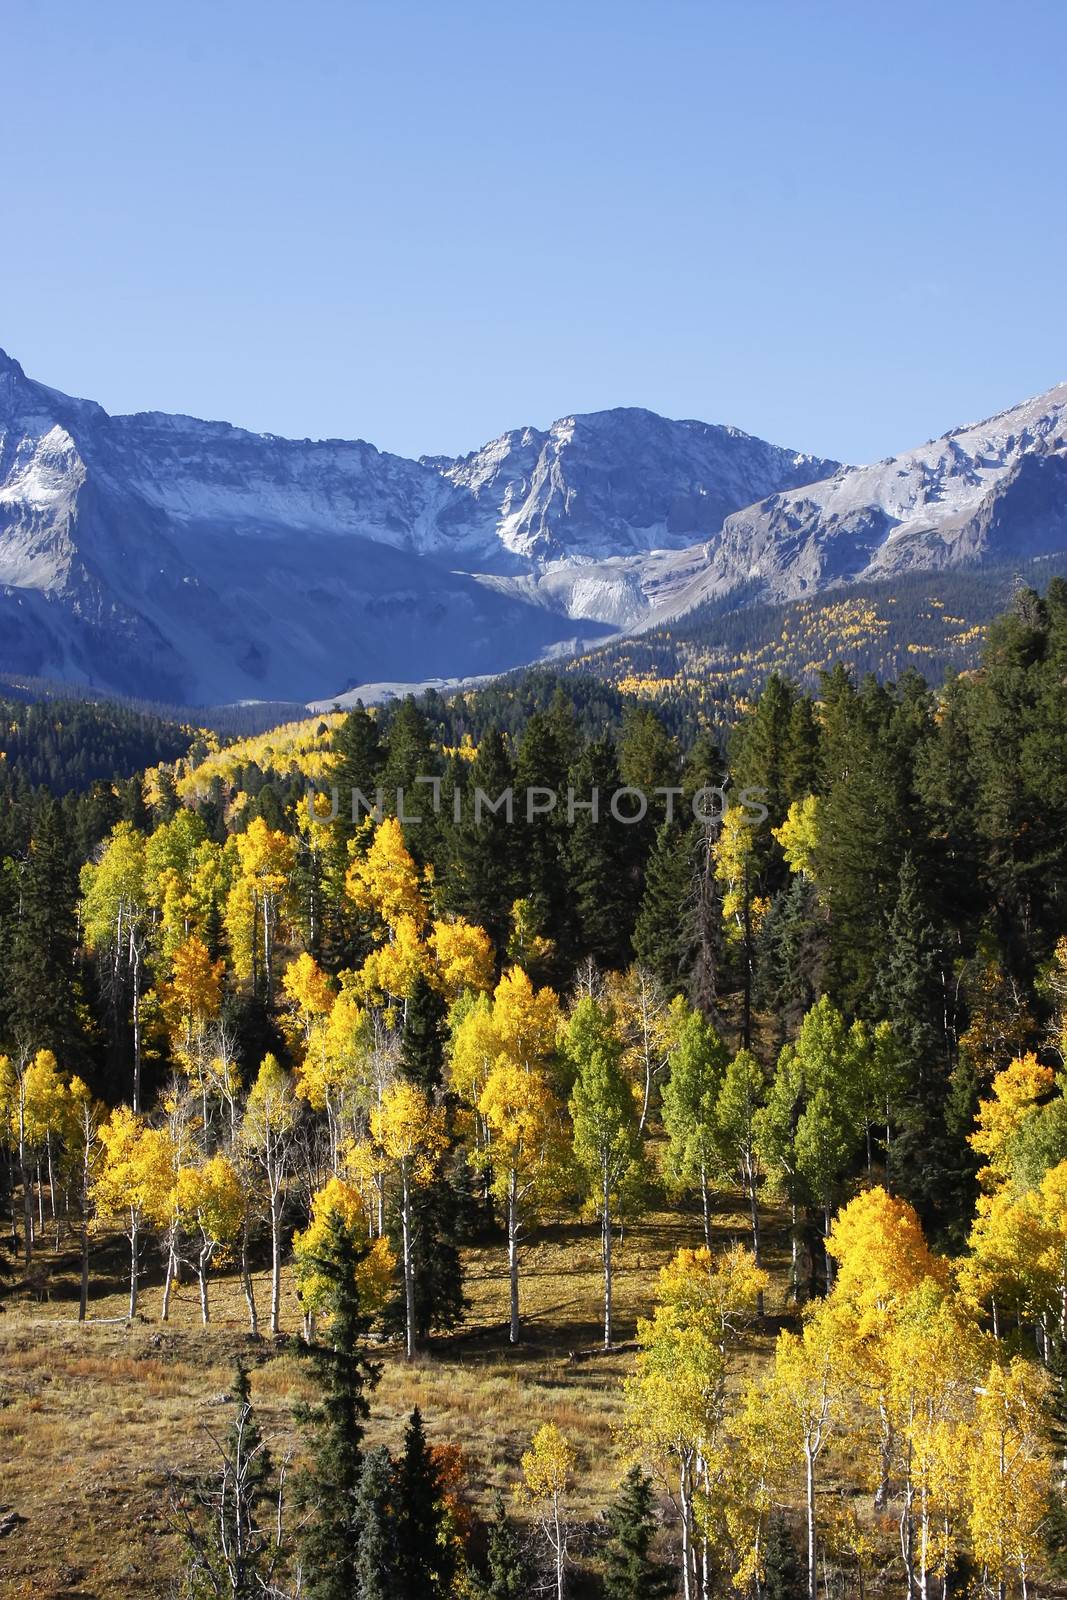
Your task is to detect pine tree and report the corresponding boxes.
[400,971,447,1093]
[383,1146,468,1344]
[514,709,575,974]
[564,737,635,970]
[7,797,81,1061]
[353,1445,399,1600]
[755,876,825,1046]
[473,1491,530,1600]
[393,1407,455,1600]
[380,698,442,867]
[632,819,694,994]
[296,1211,382,1600]
[444,727,517,953]
[761,1512,806,1600]
[600,1466,672,1600]
[872,854,962,1233]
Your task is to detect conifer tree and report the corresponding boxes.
[296,1210,382,1600]
[400,971,447,1093]
[353,1445,399,1600]
[393,1407,455,1600]
[760,1512,806,1600]
[632,819,694,993]
[513,709,574,975]
[564,737,635,970]
[444,727,517,952]
[474,1491,530,1600]
[872,853,960,1232]
[600,1465,672,1600]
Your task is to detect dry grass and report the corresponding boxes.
[1,1192,763,1599]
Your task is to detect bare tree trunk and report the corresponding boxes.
[198,1252,210,1325]
[131,933,142,1113]
[270,1188,282,1335]
[161,1240,177,1321]
[401,1166,416,1361]
[602,1160,613,1350]
[508,1172,520,1344]
[79,1215,90,1321]
[805,1447,817,1600]
[128,1212,139,1320]
[241,1218,259,1337]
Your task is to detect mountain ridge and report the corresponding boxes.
[2,346,1066,704]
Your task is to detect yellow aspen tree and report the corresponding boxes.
[447,991,500,1160]
[297,989,373,1174]
[240,1054,300,1334]
[62,1075,104,1321]
[519,1423,577,1600]
[479,1058,565,1345]
[93,1108,177,1319]
[80,822,151,1109]
[755,1304,841,1600]
[231,818,295,1000]
[622,1293,725,1600]
[344,815,426,933]
[968,1357,1051,1600]
[711,804,768,1047]
[605,963,672,1136]
[370,1080,448,1360]
[772,793,822,882]
[280,951,335,1049]
[174,1153,246,1324]
[292,1176,395,1339]
[427,916,495,1001]
[826,1186,946,1509]
[882,1284,984,1597]
[356,913,427,1008]
[969,1053,1055,1189]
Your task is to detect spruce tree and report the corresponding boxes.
[564,736,636,970]
[296,1211,382,1600]
[872,853,961,1232]
[473,1491,531,1600]
[632,819,694,994]
[380,698,442,867]
[383,1147,468,1345]
[600,1466,672,1600]
[444,727,517,953]
[7,797,82,1060]
[514,709,575,975]
[393,1407,455,1600]
[761,1512,805,1600]
[353,1446,399,1600]
[400,972,447,1093]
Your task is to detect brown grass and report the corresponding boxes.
[0,1190,752,1598]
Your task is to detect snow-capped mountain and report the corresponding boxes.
[0,349,836,702]
[2,346,1065,705]
[423,409,837,564]
[661,383,1067,617]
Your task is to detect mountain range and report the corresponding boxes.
[1,346,1065,704]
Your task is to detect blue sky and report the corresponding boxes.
[4,0,1064,465]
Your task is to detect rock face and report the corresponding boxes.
[0,351,836,702]
[424,408,838,563]
[2,345,1065,704]
[674,383,1067,612]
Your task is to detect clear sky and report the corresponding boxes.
[4,0,1065,466]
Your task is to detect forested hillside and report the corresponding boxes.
[2,579,1067,1599]
[564,563,1047,721]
